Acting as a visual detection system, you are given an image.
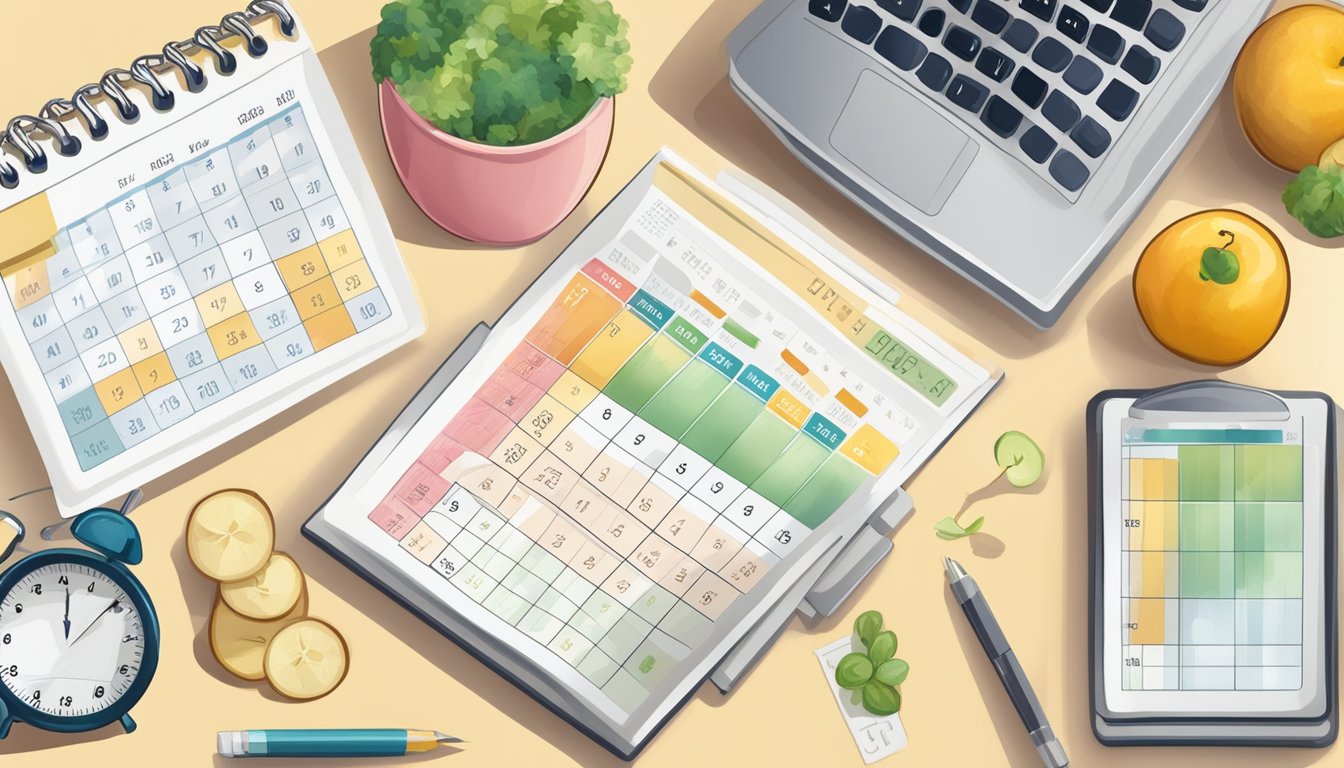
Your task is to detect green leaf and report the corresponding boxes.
[935,516,971,540]
[854,610,883,648]
[835,653,874,690]
[963,516,986,535]
[867,631,897,665]
[874,658,909,686]
[994,431,1044,488]
[861,680,902,716]
[1198,244,1240,285]
[1283,165,1344,239]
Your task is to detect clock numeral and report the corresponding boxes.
[13,603,21,613]
[30,690,39,703]
[2,665,16,676]
[1,633,9,644]
[87,581,95,593]
[30,584,41,595]
[122,634,138,643]
[57,575,68,585]
[93,685,105,698]
[59,696,73,707]
[119,664,130,675]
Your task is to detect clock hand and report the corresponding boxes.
[63,587,71,641]
[70,598,120,645]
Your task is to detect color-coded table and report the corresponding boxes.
[2,105,392,470]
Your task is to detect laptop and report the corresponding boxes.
[728,0,1272,328]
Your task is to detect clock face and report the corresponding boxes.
[0,562,147,719]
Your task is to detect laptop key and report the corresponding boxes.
[1097,79,1139,121]
[808,0,847,22]
[875,25,929,71]
[1110,0,1151,31]
[1144,8,1184,52]
[917,52,954,90]
[1011,67,1049,109]
[975,47,1015,82]
[841,5,882,43]
[946,74,990,112]
[1173,0,1207,10]
[1087,24,1125,64]
[1002,19,1039,53]
[1063,56,1103,94]
[948,0,972,12]
[971,0,1010,33]
[919,8,946,36]
[1019,125,1057,163]
[1049,149,1089,191]
[1057,6,1089,42]
[1120,45,1160,84]
[944,25,982,61]
[876,0,922,22]
[1071,116,1112,157]
[981,96,1024,138]
[1042,90,1081,132]
[1032,37,1072,73]
[1080,0,1111,10]
[1019,0,1058,22]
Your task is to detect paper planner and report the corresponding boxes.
[306,151,999,758]
[0,3,422,515]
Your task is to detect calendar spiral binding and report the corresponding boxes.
[0,0,297,191]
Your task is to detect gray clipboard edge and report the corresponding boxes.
[1087,384,1338,748]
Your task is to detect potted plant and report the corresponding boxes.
[371,0,632,245]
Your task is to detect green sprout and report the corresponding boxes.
[935,430,1044,540]
[835,610,908,717]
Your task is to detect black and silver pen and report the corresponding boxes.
[944,557,1068,768]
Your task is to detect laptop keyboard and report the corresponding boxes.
[805,0,1217,200]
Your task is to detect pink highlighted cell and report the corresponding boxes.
[581,258,636,302]
[389,461,451,517]
[419,432,467,474]
[475,366,546,422]
[443,397,514,455]
[502,341,567,389]
[369,500,418,539]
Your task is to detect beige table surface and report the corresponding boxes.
[0,0,1339,765]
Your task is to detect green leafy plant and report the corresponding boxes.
[370,0,632,147]
[935,430,1044,540]
[1283,137,1344,238]
[835,610,908,716]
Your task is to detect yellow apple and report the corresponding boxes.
[1233,4,1344,172]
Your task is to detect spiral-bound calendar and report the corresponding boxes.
[0,2,423,516]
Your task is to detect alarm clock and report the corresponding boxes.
[0,492,159,738]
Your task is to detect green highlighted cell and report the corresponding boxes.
[1235,551,1303,598]
[716,411,796,485]
[638,359,729,439]
[666,315,707,354]
[783,455,868,529]
[1178,502,1232,551]
[751,436,830,507]
[1236,444,1303,501]
[603,333,690,412]
[1178,445,1233,501]
[722,318,759,348]
[679,384,764,462]
[1233,502,1304,551]
[1179,552,1232,598]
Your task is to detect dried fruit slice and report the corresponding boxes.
[263,618,349,701]
[209,588,308,681]
[221,552,305,620]
[187,489,275,582]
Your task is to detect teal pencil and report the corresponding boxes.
[217,728,464,758]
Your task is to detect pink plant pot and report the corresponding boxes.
[378,80,615,246]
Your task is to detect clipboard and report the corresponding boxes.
[1087,381,1337,747]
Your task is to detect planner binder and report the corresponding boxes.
[1088,381,1337,747]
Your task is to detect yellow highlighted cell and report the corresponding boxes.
[196,281,244,326]
[1140,458,1178,501]
[836,388,868,418]
[132,351,176,395]
[8,262,49,310]
[94,367,142,416]
[840,424,900,474]
[318,229,363,271]
[525,273,622,366]
[118,321,163,365]
[0,192,57,276]
[766,389,808,430]
[689,289,725,319]
[332,258,377,301]
[570,309,654,388]
[276,244,328,291]
[1126,598,1167,645]
[305,306,357,352]
[207,312,261,359]
[292,276,342,321]
[1130,501,1178,551]
[520,394,575,446]
[549,369,599,414]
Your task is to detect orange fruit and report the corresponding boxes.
[1133,210,1289,366]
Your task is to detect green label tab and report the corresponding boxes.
[666,315,707,353]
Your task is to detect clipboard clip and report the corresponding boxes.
[1129,380,1291,422]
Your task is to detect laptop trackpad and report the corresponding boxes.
[829,70,977,216]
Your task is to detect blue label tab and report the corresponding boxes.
[738,365,779,402]
[698,342,743,379]
[803,413,846,450]
[628,290,672,330]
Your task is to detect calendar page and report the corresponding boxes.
[0,22,422,515]
[313,153,997,750]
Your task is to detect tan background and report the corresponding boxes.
[0,0,1339,765]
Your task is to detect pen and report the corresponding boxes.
[217,728,463,758]
[944,558,1068,768]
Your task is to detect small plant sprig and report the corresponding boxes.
[834,610,908,716]
[935,430,1044,540]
